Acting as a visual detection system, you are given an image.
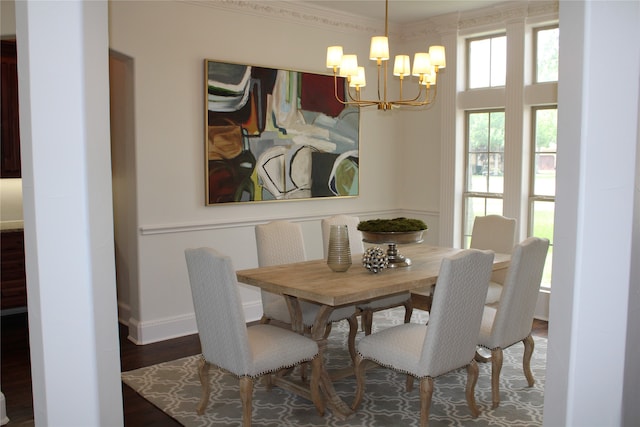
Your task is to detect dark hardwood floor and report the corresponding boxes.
[1,308,548,426]
[1,312,202,426]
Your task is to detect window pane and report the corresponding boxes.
[469,112,489,151]
[486,198,503,216]
[468,35,506,89]
[468,158,488,192]
[532,200,555,288]
[490,36,506,86]
[536,27,559,83]
[533,108,557,196]
[488,154,504,193]
[489,111,505,153]
[532,200,554,243]
[488,111,505,192]
[469,38,490,88]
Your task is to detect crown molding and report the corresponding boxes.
[180,1,558,40]
[458,1,558,33]
[181,0,387,36]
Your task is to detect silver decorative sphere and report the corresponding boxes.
[362,247,388,273]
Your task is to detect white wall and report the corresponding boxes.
[109,51,138,325]
[544,1,640,426]
[15,0,123,424]
[108,0,441,343]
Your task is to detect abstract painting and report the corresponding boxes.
[205,60,359,205]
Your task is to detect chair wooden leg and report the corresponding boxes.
[419,377,434,427]
[406,375,414,392]
[363,310,373,335]
[351,354,366,411]
[239,376,253,427]
[323,322,332,339]
[347,313,359,363]
[491,347,503,409]
[310,356,325,416]
[263,372,273,390]
[403,299,413,324]
[465,360,480,417]
[196,357,211,415]
[523,334,535,387]
[300,363,307,383]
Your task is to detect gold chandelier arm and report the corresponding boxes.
[392,82,424,104]
[324,0,444,111]
[331,71,380,108]
[332,72,349,105]
[390,84,438,108]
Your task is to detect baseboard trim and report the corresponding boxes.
[534,289,550,321]
[117,301,131,326]
[125,300,264,345]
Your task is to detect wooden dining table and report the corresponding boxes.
[236,243,510,420]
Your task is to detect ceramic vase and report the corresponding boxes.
[327,224,352,272]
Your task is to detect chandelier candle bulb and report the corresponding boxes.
[369,36,390,62]
[422,69,437,87]
[412,53,432,77]
[393,55,411,77]
[349,67,366,88]
[338,54,359,77]
[429,45,447,69]
[326,46,343,69]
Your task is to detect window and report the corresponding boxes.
[530,107,557,287]
[535,26,559,83]
[458,17,558,291]
[463,110,505,247]
[467,34,506,89]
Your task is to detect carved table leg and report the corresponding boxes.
[310,304,355,420]
[282,296,355,420]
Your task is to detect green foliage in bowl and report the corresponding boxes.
[357,217,428,232]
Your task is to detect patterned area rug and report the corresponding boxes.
[122,309,545,426]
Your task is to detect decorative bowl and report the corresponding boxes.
[361,230,425,245]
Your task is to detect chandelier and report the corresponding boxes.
[326,0,446,111]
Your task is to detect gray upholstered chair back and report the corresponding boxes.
[321,214,364,258]
[487,237,549,347]
[184,247,252,376]
[420,249,494,377]
[470,215,517,254]
[255,221,306,322]
[255,220,306,266]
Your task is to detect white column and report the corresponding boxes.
[15,1,123,425]
[503,18,526,241]
[544,1,640,426]
[438,28,461,247]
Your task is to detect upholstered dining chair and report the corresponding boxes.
[321,214,413,335]
[476,236,549,408]
[184,247,323,426]
[255,220,359,360]
[352,249,494,427]
[470,214,518,305]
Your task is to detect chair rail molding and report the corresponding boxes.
[138,209,418,235]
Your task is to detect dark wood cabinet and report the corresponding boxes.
[1,230,27,310]
[1,40,21,178]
